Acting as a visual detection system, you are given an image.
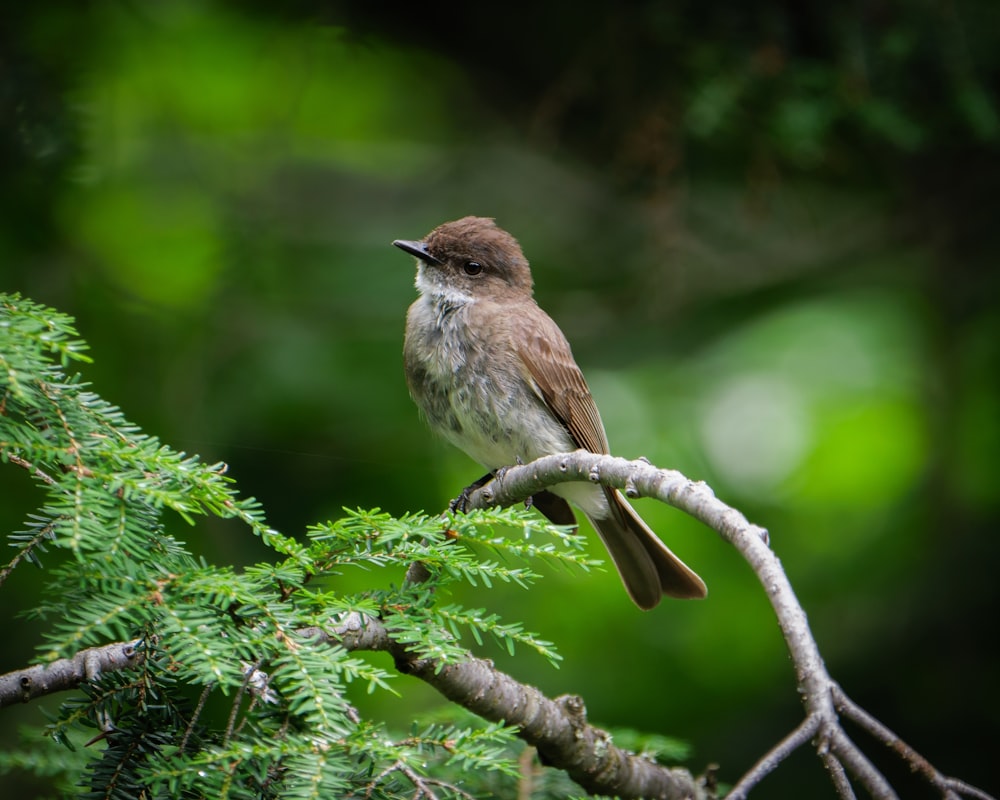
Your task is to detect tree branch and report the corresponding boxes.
[725,715,820,797]
[313,613,707,800]
[459,451,995,800]
[0,639,142,709]
[2,453,993,800]
[833,686,996,800]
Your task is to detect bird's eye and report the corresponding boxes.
[463,261,483,276]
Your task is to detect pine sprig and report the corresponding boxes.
[1,293,689,798]
[0,294,92,377]
[378,720,520,777]
[308,505,599,589]
[435,604,563,666]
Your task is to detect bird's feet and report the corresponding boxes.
[449,471,496,513]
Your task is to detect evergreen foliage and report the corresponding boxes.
[0,292,628,798]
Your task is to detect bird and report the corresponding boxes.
[393,216,706,609]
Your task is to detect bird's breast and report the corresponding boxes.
[404,296,573,468]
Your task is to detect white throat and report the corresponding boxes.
[415,265,474,308]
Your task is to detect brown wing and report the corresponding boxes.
[516,307,609,455]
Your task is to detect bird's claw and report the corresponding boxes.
[449,488,472,514]
[449,470,496,514]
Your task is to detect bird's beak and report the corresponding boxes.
[392,239,442,266]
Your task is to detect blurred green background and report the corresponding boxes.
[2,1,997,796]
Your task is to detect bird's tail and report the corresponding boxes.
[589,488,707,610]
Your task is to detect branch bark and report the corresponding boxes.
[1,453,993,800]
[0,639,142,709]
[310,615,706,800]
[459,451,994,800]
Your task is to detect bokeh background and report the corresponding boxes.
[2,1,997,797]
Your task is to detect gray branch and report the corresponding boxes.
[460,451,995,800]
[311,613,706,800]
[0,640,142,709]
[1,452,993,800]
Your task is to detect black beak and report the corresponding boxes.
[392,239,442,266]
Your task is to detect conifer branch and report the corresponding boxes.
[0,292,989,800]
[0,640,143,709]
[313,613,706,800]
[0,450,992,799]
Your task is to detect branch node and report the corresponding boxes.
[816,724,832,756]
[556,694,587,729]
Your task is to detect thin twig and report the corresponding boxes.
[829,728,897,799]
[726,714,820,799]
[362,759,477,800]
[944,779,998,800]
[834,685,994,800]
[0,450,63,587]
[819,747,858,800]
[517,746,539,800]
[0,517,57,588]
[180,682,214,753]
[223,664,255,746]
[5,451,58,485]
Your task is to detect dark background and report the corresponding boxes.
[2,1,997,796]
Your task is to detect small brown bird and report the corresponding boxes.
[393,216,706,609]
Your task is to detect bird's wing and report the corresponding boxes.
[515,309,610,455]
